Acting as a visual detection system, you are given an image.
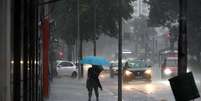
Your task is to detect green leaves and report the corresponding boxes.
[79,0,135,40]
[147,0,179,27]
[147,0,201,62]
[52,0,135,44]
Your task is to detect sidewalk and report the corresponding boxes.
[46,76,116,101]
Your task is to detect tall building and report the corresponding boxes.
[132,0,150,17]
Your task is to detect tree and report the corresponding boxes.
[145,0,179,50]
[51,0,135,60]
[52,0,135,43]
[128,15,157,60]
[146,0,201,63]
[79,0,135,40]
[51,0,78,60]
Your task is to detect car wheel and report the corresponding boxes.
[71,72,77,78]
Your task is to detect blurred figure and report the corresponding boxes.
[110,63,114,78]
[123,62,129,83]
[86,65,103,101]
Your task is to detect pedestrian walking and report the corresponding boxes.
[86,65,103,101]
[123,62,129,83]
[110,63,114,78]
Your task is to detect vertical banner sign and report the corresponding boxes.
[42,17,49,97]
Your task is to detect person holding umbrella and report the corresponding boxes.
[86,65,103,101]
[80,56,110,101]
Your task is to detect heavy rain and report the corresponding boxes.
[0,0,201,101]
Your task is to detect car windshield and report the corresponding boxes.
[112,62,125,67]
[166,59,177,67]
[59,62,74,67]
[128,60,147,68]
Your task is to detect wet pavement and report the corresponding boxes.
[46,76,158,101]
[45,76,116,101]
[45,63,201,101]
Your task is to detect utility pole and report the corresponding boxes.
[178,0,187,75]
[118,0,123,100]
[93,0,97,56]
[77,0,83,78]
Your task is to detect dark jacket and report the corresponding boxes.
[86,67,102,89]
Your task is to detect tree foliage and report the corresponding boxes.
[129,15,156,59]
[80,0,135,41]
[52,0,135,45]
[51,0,78,45]
[146,0,201,62]
[145,0,179,27]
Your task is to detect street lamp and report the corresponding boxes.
[93,0,97,56]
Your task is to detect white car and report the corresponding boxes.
[56,60,78,78]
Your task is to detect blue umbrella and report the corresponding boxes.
[80,56,110,65]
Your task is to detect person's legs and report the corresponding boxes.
[94,87,99,101]
[87,87,93,101]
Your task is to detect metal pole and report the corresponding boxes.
[93,0,97,56]
[76,0,79,75]
[23,0,29,100]
[13,0,23,101]
[77,0,83,78]
[178,0,187,75]
[77,0,80,77]
[118,0,122,100]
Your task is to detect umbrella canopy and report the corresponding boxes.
[80,56,110,65]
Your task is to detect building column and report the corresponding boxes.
[0,0,11,101]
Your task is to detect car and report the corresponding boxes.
[110,62,119,75]
[161,57,178,79]
[109,61,127,77]
[56,60,78,78]
[123,59,152,83]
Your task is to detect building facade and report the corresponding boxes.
[0,0,11,101]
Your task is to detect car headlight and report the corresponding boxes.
[99,74,105,78]
[145,69,152,74]
[164,68,172,75]
[125,70,132,76]
[187,68,191,73]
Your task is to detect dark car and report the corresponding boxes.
[123,59,152,83]
[109,61,126,77]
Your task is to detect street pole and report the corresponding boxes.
[93,0,97,56]
[77,0,83,78]
[118,0,122,100]
[178,0,187,75]
[13,1,22,101]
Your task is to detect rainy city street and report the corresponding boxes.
[46,63,201,101]
[1,0,201,101]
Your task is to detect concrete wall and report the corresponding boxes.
[0,0,11,101]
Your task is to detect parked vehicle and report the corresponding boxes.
[56,60,78,78]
